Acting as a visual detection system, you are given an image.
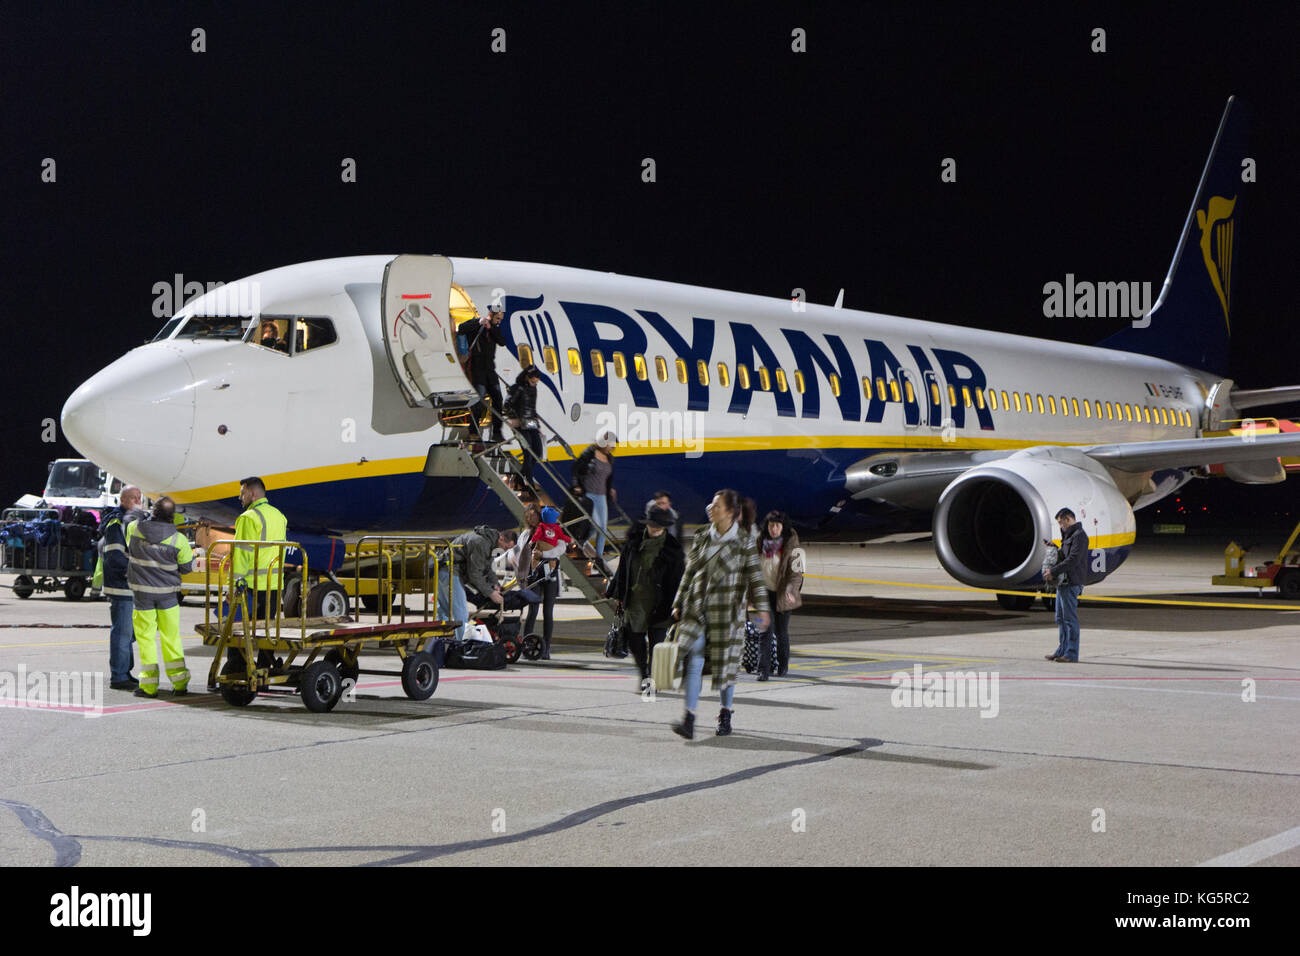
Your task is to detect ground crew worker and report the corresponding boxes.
[232,476,288,624]
[93,486,148,690]
[126,496,193,698]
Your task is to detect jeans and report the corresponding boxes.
[586,493,609,559]
[1053,585,1082,659]
[683,632,735,712]
[437,566,468,640]
[108,595,135,682]
[523,571,558,655]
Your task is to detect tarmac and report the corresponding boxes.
[1,537,1296,866]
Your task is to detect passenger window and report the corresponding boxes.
[756,367,771,391]
[794,370,806,394]
[1093,400,1101,419]
[1012,392,1022,412]
[590,350,606,377]
[1124,404,1133,422]
[829,374,841,398]
[696,359,709,386]
[861,377,873,400]
[675,358,688,384]
[737,364,751,390]
[543,346,559,374]
[986,388,997,411]
[905,380,916,404]
[874,378,886,402]
[1036,395,1044,414]
[1082,399,1091,418]
[947,385,958,407]
[975,388,985,410]
[568,348,583,376]
[961,386,972,408]
[776,368,789,393]
[1000,390,1010,410]
[889,379,901,402]
[1104,401,1113,420]
[518,344,534,367]
[295,317,337,353]
[612,352,627,379]
[1023,392,1032,413]
[716,362,731,388]
[1143,407,1152,423]
[654,355,668,382]
[1071,398,1080,417]
[634,354,648,381]
[1048,396,1057,415]
[930,382,942,406]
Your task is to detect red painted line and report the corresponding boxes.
[400,293,432,299]
[852,676,1300,682]
[357,673,627,690]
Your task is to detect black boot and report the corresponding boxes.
[671,711,695,740]
[716,708,733,736]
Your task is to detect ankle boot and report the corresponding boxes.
[716,708,732,736]
[672,710,695,739]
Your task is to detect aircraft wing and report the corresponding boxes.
[1077,432,1300,471]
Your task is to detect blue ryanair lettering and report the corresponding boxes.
[562,302,657,408]
[863,340,918,425]
[729,323,797,417]
[782,330,859,421]
[932,348,993,430]
[502,295,562,404]
[638,310,714,412]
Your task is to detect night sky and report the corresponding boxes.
[2,2,1296,530]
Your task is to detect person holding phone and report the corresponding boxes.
[1043,508,1088,662]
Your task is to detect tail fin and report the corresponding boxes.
[1099,97,1248,373]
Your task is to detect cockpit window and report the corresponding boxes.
[245,316,337,355]
[175,316,251,340]
[151,316,186,341]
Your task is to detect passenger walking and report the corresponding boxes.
[93,485,147,690]
[670,490,770,739]
[607,504,685,694]
[505,365,544,488]
[467,304,508,443]
[521,506,570,659]
[1043,507,1089,662]
[125,497,194,698]
[571,430,618,572]
[647,490,684,543]
[756,510,804,680]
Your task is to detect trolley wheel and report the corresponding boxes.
[502,637,522,664]
[13,575,34,599]
[282,577,303,617]
[324,648,360,683]
[306,580,348,618]
[64,577,87,601]
[300,660,344,713]
[401,651,439,700]
[521,634,544,661]
[219,653,257,707]
[995,593,1034,611]
[1278,570,1300,600]
[1040,593,1056,613]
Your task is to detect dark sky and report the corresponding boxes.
[1,2,1296,525]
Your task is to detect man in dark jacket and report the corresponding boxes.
[436,525,516,639]
[94,486,148,690]
[607,506,685,693]
[467,305,508,443]
[1044,508,1089,662]
[506,365,544,487]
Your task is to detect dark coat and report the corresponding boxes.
[506,373,538,423]
[467,320,507,386]
[606,522,685,627]
[1048,522,1090,588]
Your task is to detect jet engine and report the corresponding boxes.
[933,446,1135,590]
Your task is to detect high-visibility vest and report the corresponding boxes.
[125,520,193,596]
[231,497,289,591]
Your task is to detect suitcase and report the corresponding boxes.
[650,630,681,691]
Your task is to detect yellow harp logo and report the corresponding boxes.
[1197,194,1236,330]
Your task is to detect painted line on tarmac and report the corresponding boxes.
[806,573,1300,610]
[1198,824,1300,866]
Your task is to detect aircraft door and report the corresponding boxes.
[380,255,478,408]
[922,369,943,429]
[898,368,921,431]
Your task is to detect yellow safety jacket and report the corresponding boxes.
[232,497,288,591]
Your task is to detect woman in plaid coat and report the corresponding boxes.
[670,489,771,739]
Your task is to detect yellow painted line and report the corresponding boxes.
[806,573,1300,610]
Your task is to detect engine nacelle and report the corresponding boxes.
[933,447,1135,590]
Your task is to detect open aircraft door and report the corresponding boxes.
[381,255,478,408]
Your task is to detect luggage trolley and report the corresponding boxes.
[1,507,97,600]
[199,536,459,712]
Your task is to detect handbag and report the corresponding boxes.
[603,611,629,658]
[741,620,778,674]
[650,624,682,691]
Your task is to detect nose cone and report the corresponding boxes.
[61,344,195,491]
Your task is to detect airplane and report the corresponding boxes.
[60,97,1300,605]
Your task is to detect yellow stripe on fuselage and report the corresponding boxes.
[164,434,1102,502]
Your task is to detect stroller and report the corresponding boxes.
[462,578,543,664]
